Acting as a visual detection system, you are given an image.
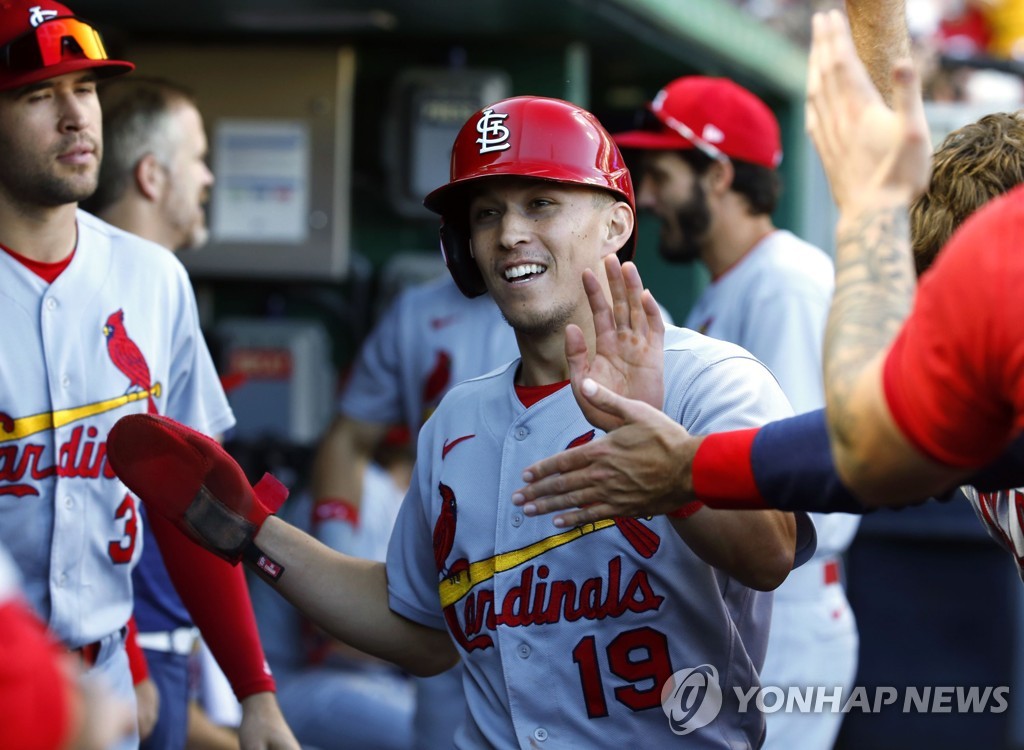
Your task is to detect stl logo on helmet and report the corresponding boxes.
[28,5,59,27]
[475,109,511,154]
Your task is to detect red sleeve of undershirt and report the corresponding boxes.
[149,511,276,699]
[125,616,149,685]
[0,599,78,750]
[883,188,1024,468]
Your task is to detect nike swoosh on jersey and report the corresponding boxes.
[442,434,476,459]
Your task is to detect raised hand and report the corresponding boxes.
[512,377,699,527]
[805,9,931,214]
[565,254,664,432]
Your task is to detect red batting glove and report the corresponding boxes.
[107,414,289,580]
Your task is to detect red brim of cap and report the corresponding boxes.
[612,128,696,151]
[0,57,133,92]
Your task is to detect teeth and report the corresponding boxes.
[505,264,546,280]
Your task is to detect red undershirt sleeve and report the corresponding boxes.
[149,511,276,699]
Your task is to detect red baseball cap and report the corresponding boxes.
[614,76,782,168]
[0,0,133,92]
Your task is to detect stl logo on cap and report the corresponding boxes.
[475,108,511,154]
[28,5,59,27]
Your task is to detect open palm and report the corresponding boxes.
[565,255,665,432]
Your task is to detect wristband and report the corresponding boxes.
[313,497,360,527]
[692,428,768,509]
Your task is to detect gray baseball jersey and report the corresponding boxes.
[339,274,519,433]
[684,230,860,562]
[386,325,813,749]
[0,210,233,649]
[685,230,858,749]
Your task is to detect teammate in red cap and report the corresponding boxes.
[108,95,813,748]
[613,73,859,750]
[0,2,296,748]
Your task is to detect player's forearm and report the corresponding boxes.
[695,408,960,512]
[846,0,911,106]
[824,206,916,467]
[669,508,796,591]
[253,516,458,676]
[310,417,384,505]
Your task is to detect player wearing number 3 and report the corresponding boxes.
[109,96,814,748]
[0,2,295,749]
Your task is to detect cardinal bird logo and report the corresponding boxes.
[422,350,452,407]
[433,482,468,579]
[103,309,158,414]
[566,430,661,559]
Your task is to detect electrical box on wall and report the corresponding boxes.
[121,45,355,281]
[385,67,511,219]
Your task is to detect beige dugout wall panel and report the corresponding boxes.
[121,45,356,281]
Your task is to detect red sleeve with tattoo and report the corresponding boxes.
[883,187,1024,467]
[149,511,275,699]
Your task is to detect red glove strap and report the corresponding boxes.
[692,429,768,509]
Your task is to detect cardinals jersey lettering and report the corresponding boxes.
[387,325,814,750]
[0,210,233,647]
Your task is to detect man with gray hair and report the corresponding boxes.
[86,77,214,252]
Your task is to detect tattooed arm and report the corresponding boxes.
[806,12,967,500]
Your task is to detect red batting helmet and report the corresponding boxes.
[0,0,133,92]
[423,95,636,298]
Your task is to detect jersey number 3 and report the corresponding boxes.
[572,626,674,718]
[108,493,138,564]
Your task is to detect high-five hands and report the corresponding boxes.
[565,255,664,433]
[512,255,697,527]
[512,377,698,528]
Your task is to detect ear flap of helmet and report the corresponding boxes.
[440,220,487,298]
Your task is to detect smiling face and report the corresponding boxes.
[0,70,102,208]
[467,176,631,339]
